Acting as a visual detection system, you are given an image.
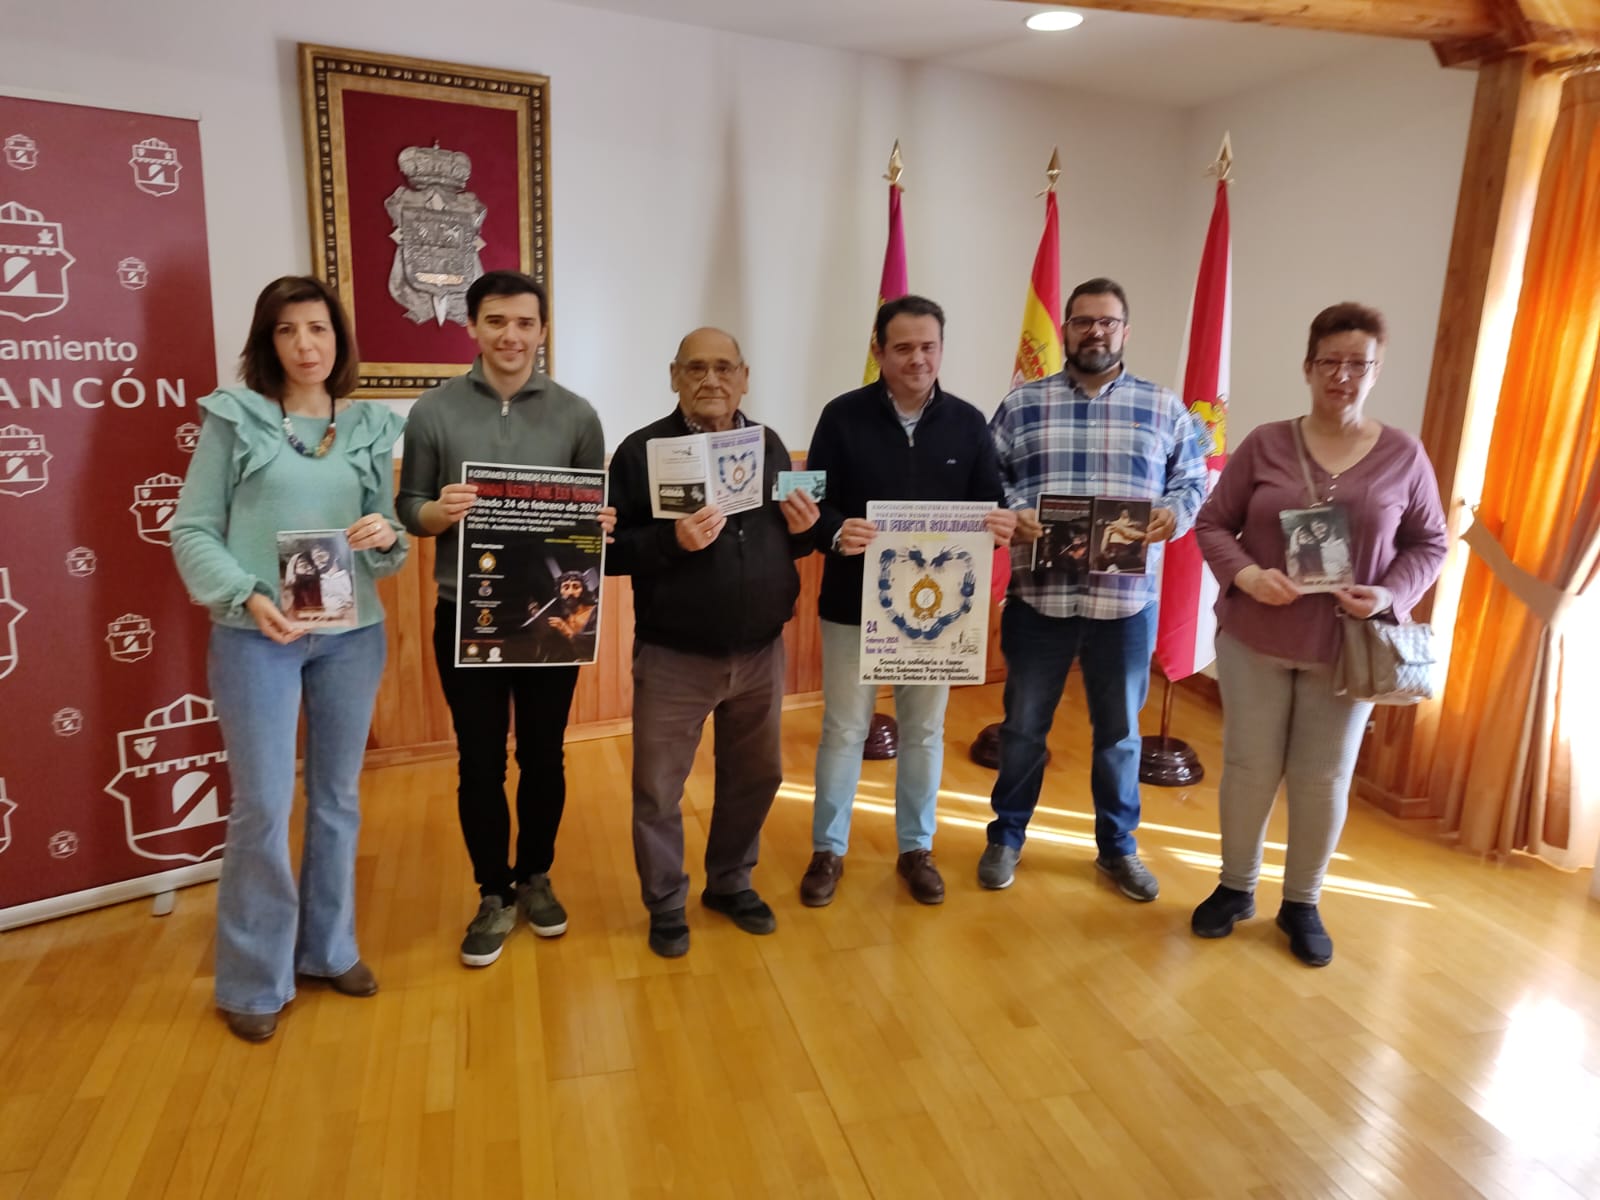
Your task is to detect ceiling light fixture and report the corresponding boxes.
[1025,10,1085,32]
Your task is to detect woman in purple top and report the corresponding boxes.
[1190,303,1447,967]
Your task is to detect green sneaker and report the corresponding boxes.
[516,874,569,938]
[460,895,516,967]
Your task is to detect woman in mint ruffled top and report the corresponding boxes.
[171,276,407,1043]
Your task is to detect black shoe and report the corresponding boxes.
[1276,901,1333,967]
[648,908,690,958]
[1191,885,1255,938]
[701,888,777,935]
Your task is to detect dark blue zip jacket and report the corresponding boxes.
[806,380,1004,625]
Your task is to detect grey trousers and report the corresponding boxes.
[630,637,786,913]
[1215,629,1374,904]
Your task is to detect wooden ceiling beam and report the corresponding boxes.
[1000,1,1501,42]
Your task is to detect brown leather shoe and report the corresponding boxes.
[328,960,379,997]
[897,850,945,905]
[799,851,844,907]
[222,1008,278,1043]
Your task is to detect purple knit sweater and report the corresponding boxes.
[1195,419,1449,665]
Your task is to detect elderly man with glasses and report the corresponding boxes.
[979,278,1207,902]
[606,327,819,957]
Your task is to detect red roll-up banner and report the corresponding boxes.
[0,91,225,929]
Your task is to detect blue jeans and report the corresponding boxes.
[209,622,387,1015]
[988,599,1156,858]
[813,619,949,855]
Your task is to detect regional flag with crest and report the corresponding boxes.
[1154,174,1232,680]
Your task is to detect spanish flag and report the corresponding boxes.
[1011,189,1063,388]
[863,169,908,384]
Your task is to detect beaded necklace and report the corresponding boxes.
[278,395,337,458]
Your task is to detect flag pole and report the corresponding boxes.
[1139,132,1235,789]
[866,139,908,760]
[971,147,1067,771]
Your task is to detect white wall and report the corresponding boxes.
[1178,40,1478,444]
[4,0,1189,451]
[5,5,1476,452]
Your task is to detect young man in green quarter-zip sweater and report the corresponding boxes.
[397,271,610,968]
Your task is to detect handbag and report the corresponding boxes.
[1333,613,1437,705]
[1291,420,1438,705]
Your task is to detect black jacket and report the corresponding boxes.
[807,381,1004,624]
[607,410,812,655]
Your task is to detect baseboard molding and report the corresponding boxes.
[1355,777,1442,820]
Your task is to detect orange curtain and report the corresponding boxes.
[1429,70,1600,869]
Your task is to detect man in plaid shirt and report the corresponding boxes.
[980,278,1207,901]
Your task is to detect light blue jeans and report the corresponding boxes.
[813,619,950,856]
[208,622,387,1015]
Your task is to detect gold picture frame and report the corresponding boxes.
[298,44,552,398]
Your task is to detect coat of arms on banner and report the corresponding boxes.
[0,779,15,855]
[65,546,97,577]
[104,693,230,863]
[117,256,149,291]
[52,707,83,737]
[0,567,24,681]
[0,424,52,497]
[106,613,155,663]
[4,135,38,171]
[130,137,182,196]
[174,422,201,453]
[385,143,485,327]
[47,830,78,859]
[129,472,184,545]
[0,202,75,322]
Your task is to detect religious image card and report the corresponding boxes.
[859,501,993,685]
[276,530,357,628]
[1280,504,1355,593]
[1089,498,1153,576]
[1032,494,1093,581]
[455,462,607,666]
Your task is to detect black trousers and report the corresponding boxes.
[432,601,579,899]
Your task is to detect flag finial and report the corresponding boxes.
[885,140,905,190]
[1037,147,1061,197]
[1207,133,1235,183]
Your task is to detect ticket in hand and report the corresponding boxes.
[773,470,827,501]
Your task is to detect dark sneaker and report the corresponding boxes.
[800,851,844,907]
[977,843,1020,890]
[1277,901,1334,967]
[897,849,946,905]
[648,908,690,958]
[517,874,569,937]
[460,895,516,967]
[700,888,777,935]
[1095,853,1160,902]
[1191,885,1256,938]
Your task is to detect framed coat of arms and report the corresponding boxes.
[298,44,551,398]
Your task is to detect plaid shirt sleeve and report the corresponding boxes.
[1160,397,1209,539]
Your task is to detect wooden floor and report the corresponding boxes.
[2,681,1598,1199]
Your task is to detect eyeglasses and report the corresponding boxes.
[674,359,744,381]
[1310,358,1378,378]
[1065,316,1124,334]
